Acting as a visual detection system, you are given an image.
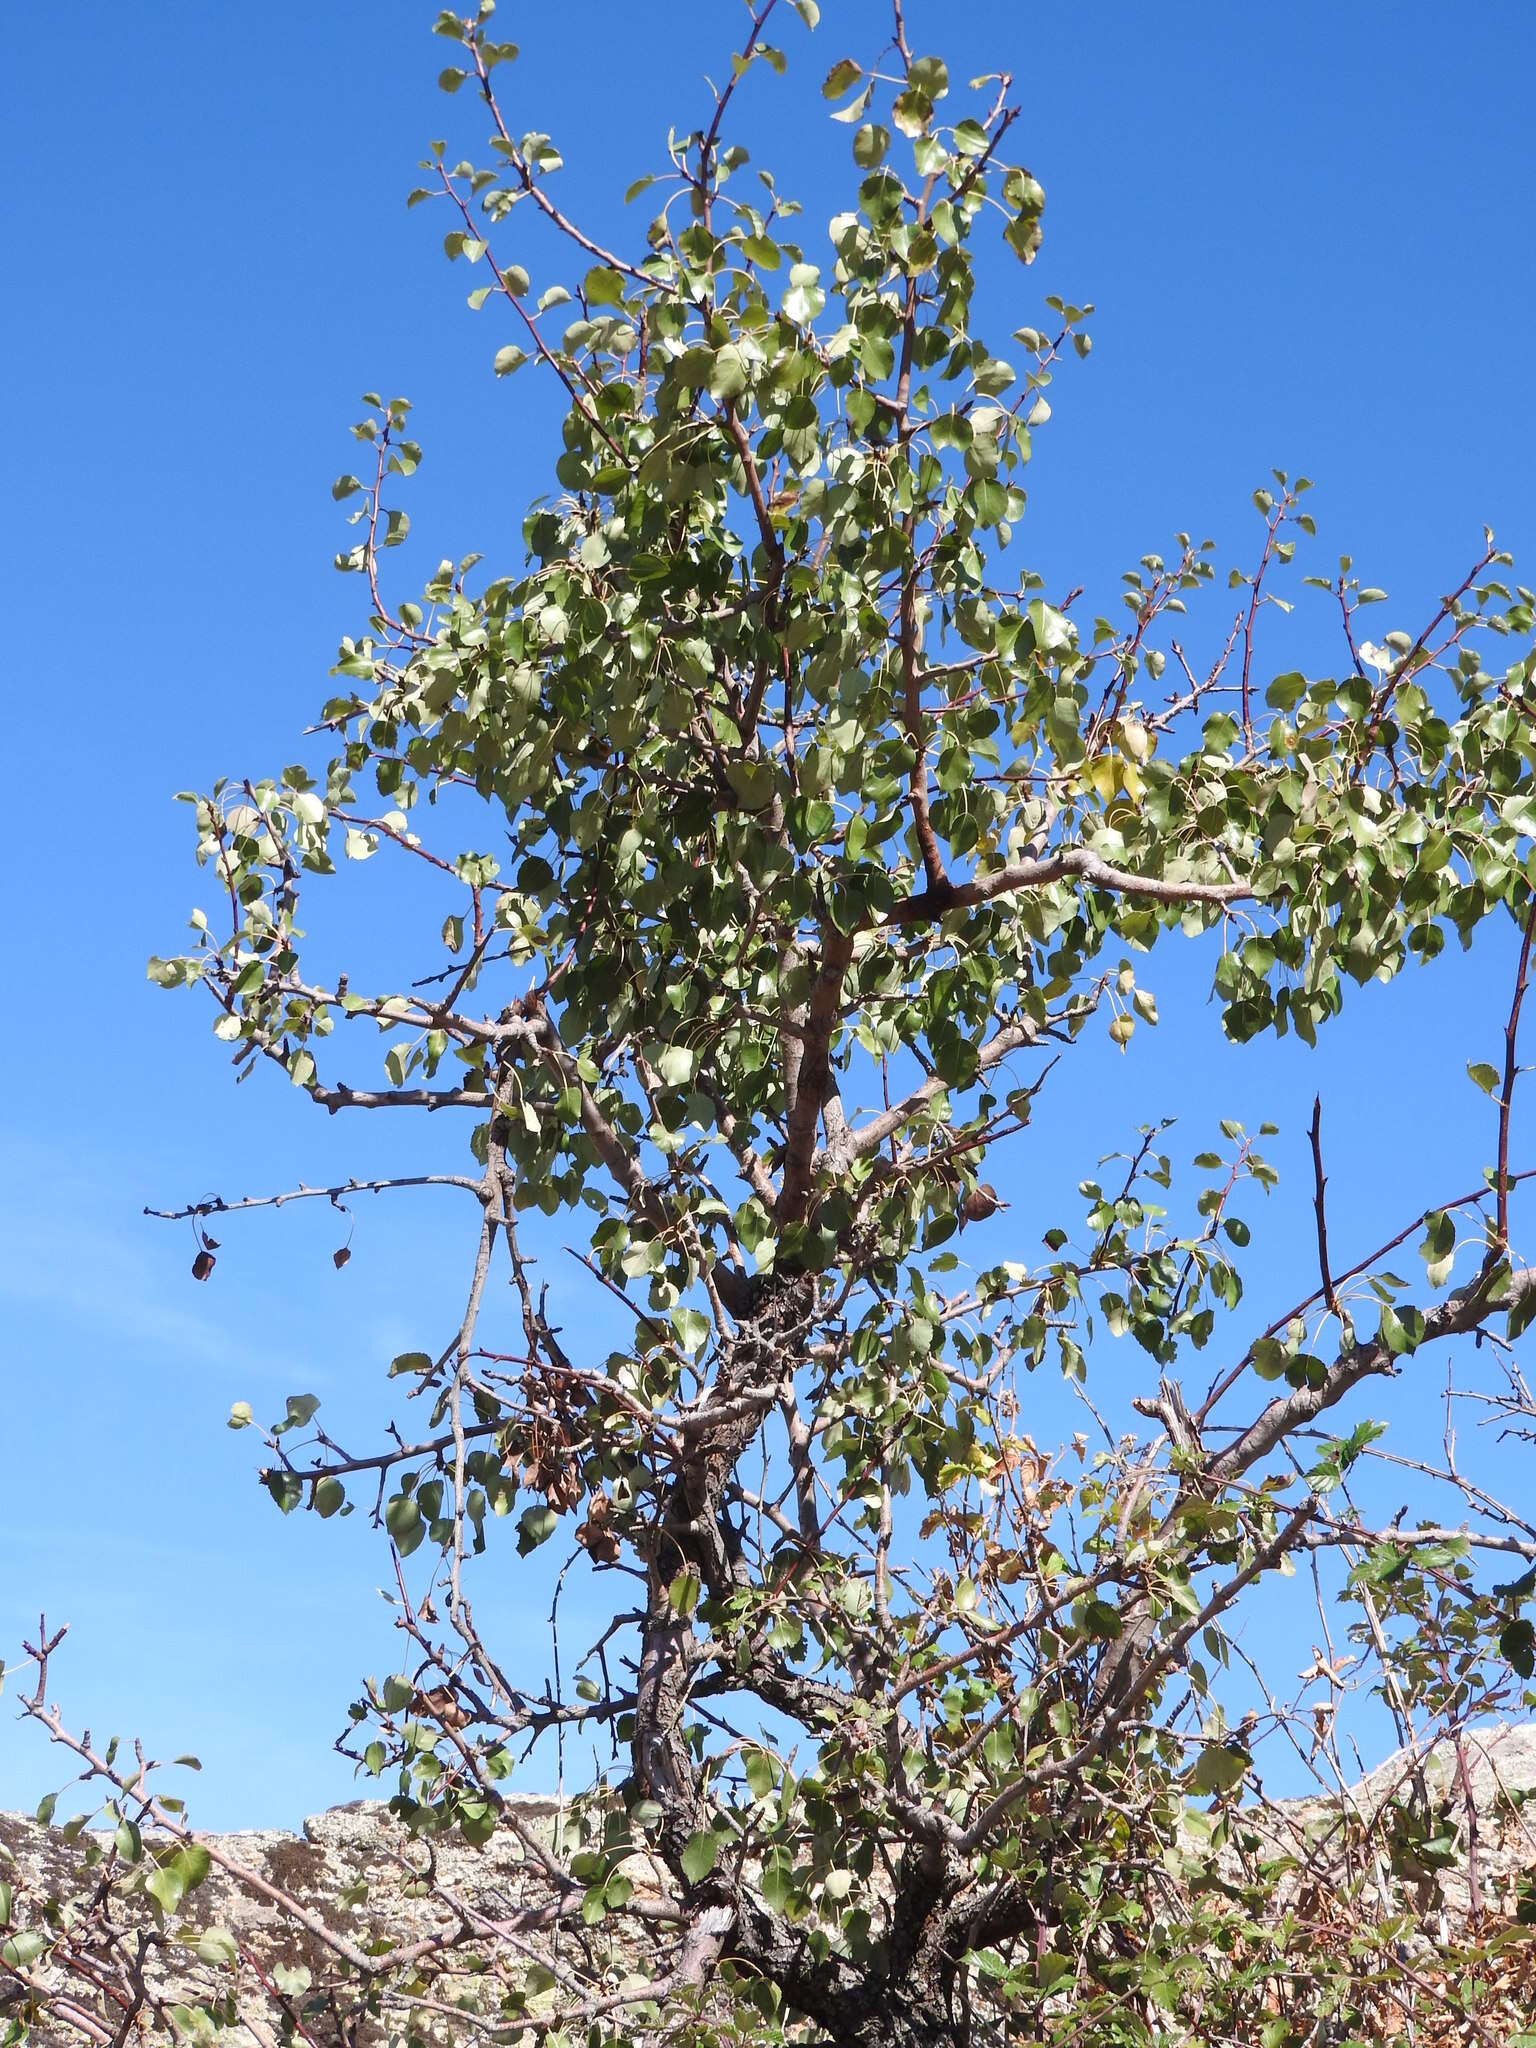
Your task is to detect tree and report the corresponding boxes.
[9,3,1536,2043]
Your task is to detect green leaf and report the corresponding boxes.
[517,1504,558,1554]
[265,1470,303,1514]
[1418,1208,1455,1289]
[783,264,825,324]
[668,1568,702,1617]
[1,1931,45,1969]
[1027,600,1074,654]
[821,58,861,101]
[743,1748,775,1800]
[708,345,750,402]
[830,80,873,123]
[680,1829,719,1884]
[670,1305,711,1352]
[145,1844,210,1917]
[385,1493,425,1556]
[1502,1615,1536,1679]
[891,87,932,137]
[908,55,948,98]
[276,1392,320,1436]
[655,1044,695,1087]
[312,1476,345,1519]
[1378,1304,1424,1355]
[196,1925,240,1967]
[1192,1743,1250,1796]
[1078,1597,1122,1640]
[584,265,625,307]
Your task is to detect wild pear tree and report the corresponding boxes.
[11,4,1536,2044]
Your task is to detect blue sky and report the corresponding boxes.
[4,1,1536,1830]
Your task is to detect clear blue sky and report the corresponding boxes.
[4,1,1535,1830]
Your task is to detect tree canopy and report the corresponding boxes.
[9,4,1536,2045]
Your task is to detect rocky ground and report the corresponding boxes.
[1256,1719,1536,1918]
[2,1727,1535,2043]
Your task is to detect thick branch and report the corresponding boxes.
[1210,1265,1536,1489]
[885,844,1254,930]
[778,932,854,1224]
[838,1021,1036,1165]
